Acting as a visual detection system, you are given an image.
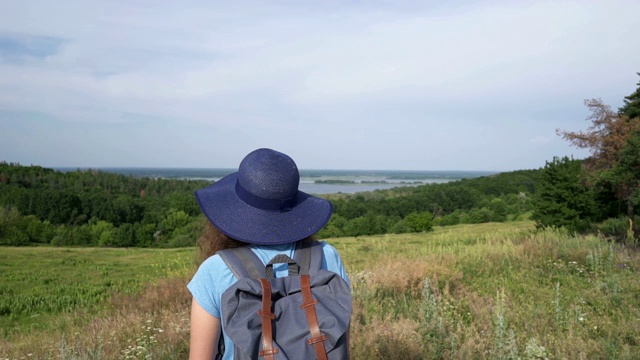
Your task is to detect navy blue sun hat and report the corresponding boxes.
[194,148,333,245]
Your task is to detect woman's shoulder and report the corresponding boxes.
[197,251,230,273]
[318,240,340,256]
[317,240,345,265]
[316,240,349,284]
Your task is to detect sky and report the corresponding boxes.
[0,1,639,171]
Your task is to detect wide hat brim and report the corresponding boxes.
[195,173,333,245]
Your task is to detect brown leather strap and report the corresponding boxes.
[300,275,328,360]
[258,278,278,360]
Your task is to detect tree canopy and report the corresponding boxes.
[531,157,596,233]
[557,99,640,173]
[1,162,542,246]
[545,73,640,240]
[619,72,640,119]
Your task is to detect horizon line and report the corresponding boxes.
[49,166,505,173]
[2,160,531,173]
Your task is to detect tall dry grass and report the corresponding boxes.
[1,278,191,359]
[342,226,640,359]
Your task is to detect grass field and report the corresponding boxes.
[1,221,639,359]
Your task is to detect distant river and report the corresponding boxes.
[54,168,497,195]
[298,179,454,194]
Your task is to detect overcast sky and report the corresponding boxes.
[1,1,638,171]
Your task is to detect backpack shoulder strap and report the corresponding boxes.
[218,246,265,279]
[293,239,324,276]
[219,240,324,278]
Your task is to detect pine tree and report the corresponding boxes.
[619,72,640,119]
[606,131,640,235]
[531,157,596,232]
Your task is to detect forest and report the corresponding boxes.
[1,73,639,247]
[0,161,540,247]
[0,165,209,247]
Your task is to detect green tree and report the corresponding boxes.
[489,198,508,222]
[51,224,92,246]
[317,214,347,239]
[89,220,115,246]
[165,220,201,247]
[112,223,136,247]
[619,72,640,119]
[531,157,596,232]
[98,230,115,247]
[160,210,191,236]
[467,208,494,224]
[404,211,433,233]
[342,216,367,237]
[389,218,409,234]
[0,206,29,245]
[606,131,640,235]
[436,210,462,226]
[135,223,157,247]
[21,215,56,243]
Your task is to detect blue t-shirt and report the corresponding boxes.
[187,241,350,360]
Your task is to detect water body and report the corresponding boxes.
[54,168,497,195]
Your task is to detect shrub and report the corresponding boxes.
[596,217,629,239]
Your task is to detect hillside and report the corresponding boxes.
[2,221,639,359]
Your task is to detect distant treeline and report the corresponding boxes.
[0,162,541,247]
[316,170,540,238]
[0,162,209,247]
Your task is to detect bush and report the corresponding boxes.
[596,216,639,242]
[438,211,460,226]
[4,227,29,246]
[389,219,409,234]
[467,208,494,224]
[404,212,433,233]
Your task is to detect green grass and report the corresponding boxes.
[1,221,640,359]
[330,221,536,270]
[0,247,194,338]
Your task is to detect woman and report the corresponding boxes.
[188,148,351,359]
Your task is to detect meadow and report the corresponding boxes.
[1,221,639,359]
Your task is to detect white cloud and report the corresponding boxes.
[0,0,638,169]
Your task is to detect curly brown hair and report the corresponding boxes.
[195,220,246,266]
[195,219,317,266]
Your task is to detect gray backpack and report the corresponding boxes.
[217,239,352,360]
